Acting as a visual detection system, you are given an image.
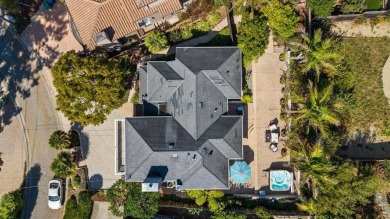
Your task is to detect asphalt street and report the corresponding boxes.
[0,25,60,218]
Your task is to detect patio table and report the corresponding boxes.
[271,132,279,143]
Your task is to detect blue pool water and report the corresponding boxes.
[270,170,291,191]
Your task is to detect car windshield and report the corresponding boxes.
[49,183,59,189]
[49,196,59,201]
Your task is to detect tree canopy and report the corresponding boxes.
[106,180,159,219]
[0,0,20,13]
[237,13,269,66]
[261,0,299,40]
[145,31,169,53]
[50,152,76,178]
[63,192,93,219]
[307,0,335,17]
[0,191,23,219]
[52,51,129,126]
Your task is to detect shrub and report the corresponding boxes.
[49,130,71,150]
[145,30,168,53]
[0,191,23,219]
[187,208,202,215]
[169,30,182,43]
[194,19,211,32]
[341,0,366,14]
[241,94,252,105]
[255,206,274,218]
[209,12,222,26]
[307,0,335,17]
[131,91,140,104]
[181,27,193,39]
[64,192,93,219]
[365,0,382,10]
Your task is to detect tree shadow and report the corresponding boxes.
[21,163,41,219]
[71,122,90,159]
[20,2,72,68]
[89,174,103,191]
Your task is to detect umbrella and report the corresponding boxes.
[230,161,251,184]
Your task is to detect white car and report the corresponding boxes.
[48,179,63,209]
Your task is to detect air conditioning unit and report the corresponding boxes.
[166,180,177,188]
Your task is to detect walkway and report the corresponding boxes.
[382,55,390,104]
[165,15,241,55]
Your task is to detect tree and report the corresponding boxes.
[296,198,316,216]
[0,191,23,219]
[301,29,341,80]
[50,152,76,178]
[255,206,274,219]
[0,0,20,13]
[261,0,299,40]
[341,0,366,14]
[145,31,168,53]
[49,130,71,150]
[187,190,227,214]
[237,13,269,66]
[52,51,129,126]
[307,0,335,17]
[107,180,159,218]
[294,81,340,138]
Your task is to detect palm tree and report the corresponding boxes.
[49,130,71,150]
[145,31,168,53]
[294,81,340,138]
[50,152,76,178]
[291,142,336,198]
[301,29,341,81]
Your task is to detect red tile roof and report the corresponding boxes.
[66,0,182,49]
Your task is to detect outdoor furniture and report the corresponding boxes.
[271,132,279,143]
[269,144,278,152]
[230,161,251,184]
[269,124,277,131]
[265,130,271,142]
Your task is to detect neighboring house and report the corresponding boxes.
[65,0,182,50]
[118,47,244,191]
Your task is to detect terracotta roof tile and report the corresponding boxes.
[65,0,182,49]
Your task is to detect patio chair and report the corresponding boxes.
[269,144,278,152]
[269,124,277,131]
[265,130,271,142]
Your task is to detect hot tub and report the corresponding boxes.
[270,170,292,191]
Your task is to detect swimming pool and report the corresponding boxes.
[270,170,292,191]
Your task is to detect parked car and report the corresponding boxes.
[48,179,62,209]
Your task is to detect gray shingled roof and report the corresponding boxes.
[125,47,243,190]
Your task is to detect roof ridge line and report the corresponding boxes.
[208,139,240,159]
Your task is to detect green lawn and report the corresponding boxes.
[365,0,382,10]
[341,37,390,130]
[199,27,232,46]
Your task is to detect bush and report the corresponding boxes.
[49,130,71,150]
[145,30,168,53]
[181,27,193,39]
[341,0,366,14]
[169,30,182,43]
[64,192,93,219]
[0,191,23,219]
[365,0,382,10]
[209,12,222,26]
[131,91,140,104]
[194,19,211,32]
[255,206,274,219]
[241,94,252,105]
[307,0,335,17]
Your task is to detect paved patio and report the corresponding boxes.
[249,34,290,193]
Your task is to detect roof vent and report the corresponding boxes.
[192,154,197,161]
[173,154,178,158]
[214,107,218,112]
[226,70,229,74]
[168,143,175,149]
[199,102,203,108]
[208,150,213,157]
[203,148,207,154]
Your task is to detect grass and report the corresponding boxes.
[340,37,390,130]
[199,27,231,46]
[365,0,382,10]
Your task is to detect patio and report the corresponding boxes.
[234,34,291,196]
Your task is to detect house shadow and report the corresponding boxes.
[89,174,103,191]
[147,166,168,181]
[21,163,41,219]
[243,145,254,165]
